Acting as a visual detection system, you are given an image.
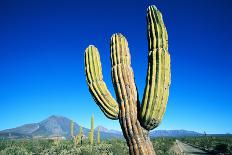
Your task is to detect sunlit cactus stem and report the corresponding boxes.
[70,120,74,139]
[88,114,94,145]
[70,121,83,145]
[70,120,80,145]
[78,126,83,145]
[74,135,79,145]
[84,5,171,155]
[97,127,101,144]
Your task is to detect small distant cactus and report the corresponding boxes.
[78,126,83,145]
[70,120,81,145]
[84,5,171,155]
[70,120,74,138]
[97,127,101,144]
[204,131,207,137]
[88,114,94,145]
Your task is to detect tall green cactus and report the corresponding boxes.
[84,5,170,155]
[78,126,83,145]
[70,120,80,145]
[70,120,74,139]
[88,114,94,145]
[97,127,101,144]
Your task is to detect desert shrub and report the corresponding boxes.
[40,141,78,155]
[107,139,128,155]
[0,137,188,155]
[77,143,112,155]
[0,140,10,151]
[24,139,54,154]
[214,143,228,154]
[92,143,112,154]
[180,136,232,155]
[152,137,175,155]
[0,146,31,155]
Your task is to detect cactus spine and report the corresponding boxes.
[97,127,100,144]
[84,5,170,155]
[88,114,94,145]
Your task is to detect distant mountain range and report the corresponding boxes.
[0,115,122,140]
[0,115,203,140]
[150,129,201,137]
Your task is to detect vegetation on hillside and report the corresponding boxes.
[0,138,175,155]
[1,136,231,154]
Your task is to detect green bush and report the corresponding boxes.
[214,143,228,154]
[105,139,128,155]
[0,146,31,155]
[180,136,232,155]
[152,137,175,155]
[4,137,223,155]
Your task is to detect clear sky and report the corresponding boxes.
[0,0,231,134]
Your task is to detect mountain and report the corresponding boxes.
[95,125,109,132]
[0,132,32,139]
[94,125,123,139]
[95,125,122,135]
[108,129,122,135]
[0,115,122,140]
[150,130,202,137]
[0,115,203,140]
[0,115,88,139]
[2,123,39,135]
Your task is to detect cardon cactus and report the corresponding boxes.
[88,114,94,144]
[78,126,83,145]
[70,120,74,138]
[84,5,171,155]
[97,127,101,144]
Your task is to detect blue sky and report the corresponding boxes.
[0,0,231,134]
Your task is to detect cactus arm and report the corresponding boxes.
[140,6,171,130]
[84,45,119,120]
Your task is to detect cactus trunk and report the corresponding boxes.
[111,34,155,154]
[119,110,155,154]
[122,126,154,154]
[84,5,170,155]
